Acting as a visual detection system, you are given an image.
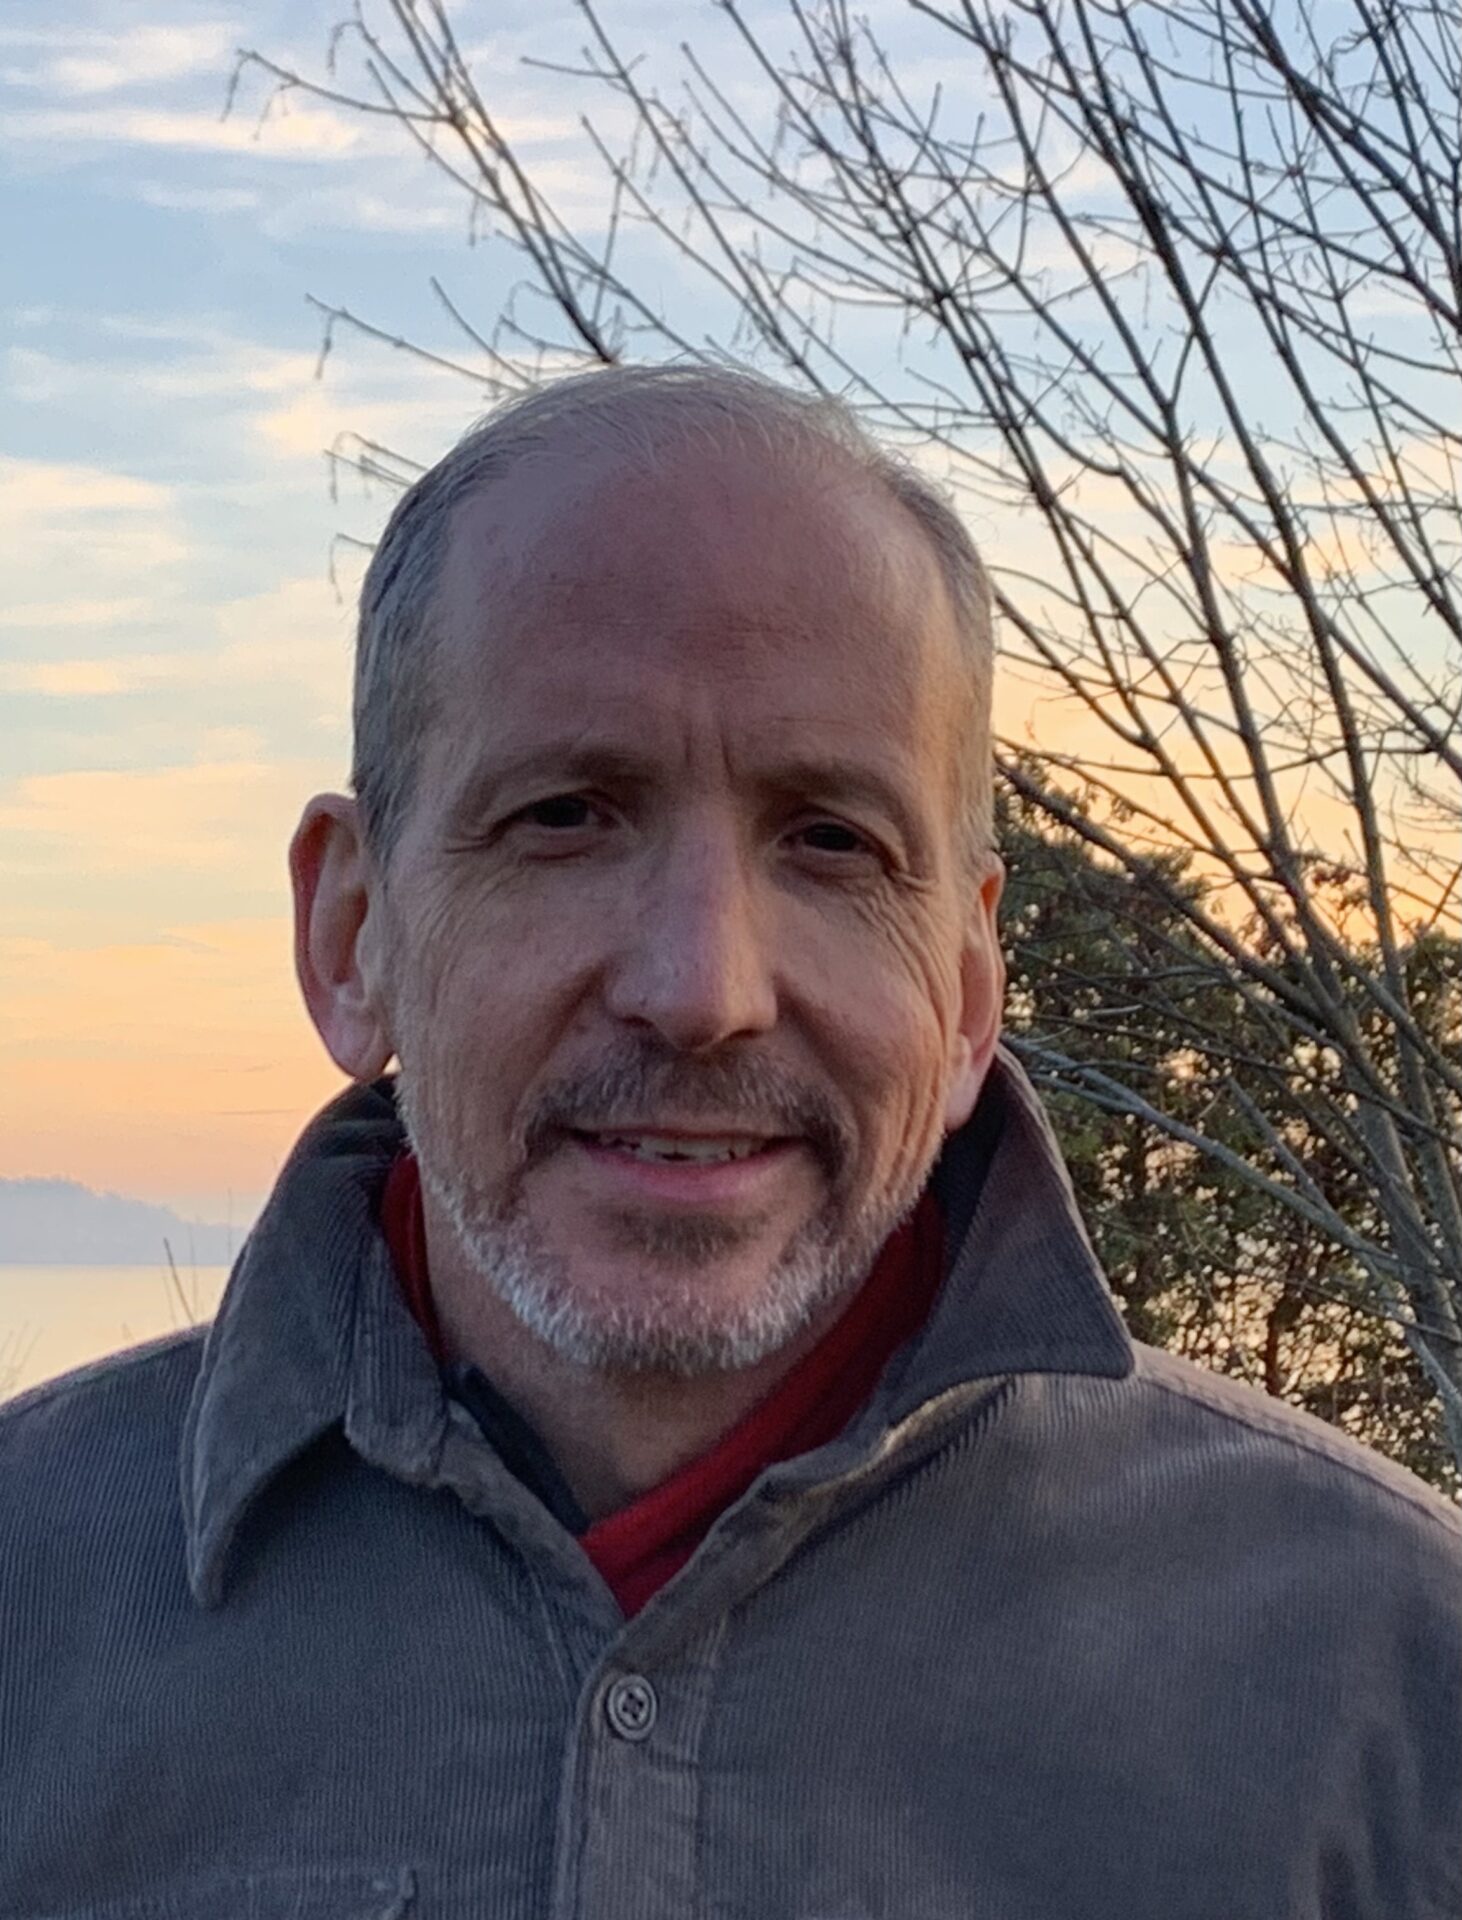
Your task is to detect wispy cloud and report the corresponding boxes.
[0,576,355,714]
[0,324,479,680]
[10,337,313,405]
[0,456,191,659]
[0,657,165,695]
[133,180,260,213]
[0,22,237,96]
[10,318,479,420]
[0,597,154,633]
[257,185,466,241]
[0,455,169,517]
[3,103,360,157]
[0,757,323,881]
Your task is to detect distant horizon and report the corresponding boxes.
[2,1170,234,1219]
[1,1149,280,1239]
[0,1174,250,1266]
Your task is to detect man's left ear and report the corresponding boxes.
[943,856,1007,1133]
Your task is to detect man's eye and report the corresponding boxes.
[518,795,597,831]
[798,820,874,857]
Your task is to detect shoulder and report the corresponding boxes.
[1,1326,206,1431]
[1124,1340,1462,1562]
[0,1331,206,1522]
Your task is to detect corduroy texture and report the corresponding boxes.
[2,1047,1459,1918]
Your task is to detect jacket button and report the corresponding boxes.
[604,1673,658,1741]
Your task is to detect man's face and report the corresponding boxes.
[372,438,1004,1375]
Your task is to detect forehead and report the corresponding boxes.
[426,438,966,793]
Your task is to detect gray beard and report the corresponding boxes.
[394,1070,929,1377]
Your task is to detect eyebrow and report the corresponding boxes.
[443,745,646,824]
[444,741,929,852]
[761,755,929,854]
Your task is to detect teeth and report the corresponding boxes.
[597,1134,768,1164]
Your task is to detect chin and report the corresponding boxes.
[455,1210,865,1377]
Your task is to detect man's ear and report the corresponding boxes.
[289,793,394,1082]
[943,854,1007,1133]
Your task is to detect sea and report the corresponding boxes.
[0,1265,232,1401]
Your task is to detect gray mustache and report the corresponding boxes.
[520,1047,850,1185]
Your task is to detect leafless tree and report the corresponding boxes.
[235,0,1462,1472]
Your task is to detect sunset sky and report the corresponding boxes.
[1,1,655,1230]
[6,3,1447,1245]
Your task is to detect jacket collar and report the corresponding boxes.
[907,1046,1133,1419]
[179,1082,444,1605]
[181,1046,1132,1605]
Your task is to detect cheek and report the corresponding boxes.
[388,889,466,1044]
[841,892,967,1051]
[390,883,587,1119]
[813,918,963,1130]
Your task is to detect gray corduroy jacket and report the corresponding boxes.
[2,1050,1459,1919]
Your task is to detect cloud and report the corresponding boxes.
[251,369,488,465]
[0,597,154,633]
[0,576,355,714]
[2,103,361,157]
[0,456,169,518]
[0,328,478,670]
[0,757,329,884]
[15,324,320,405]
[8,318,481,434]
[5,346,65,404]
[0,659,154,696]
[209,575,355,705]
[122,344,321,402]
[0,22,236,95]
[0,457,189,625]
[133,181,260,213]
[0,455,197,643]
[256,185,466,241]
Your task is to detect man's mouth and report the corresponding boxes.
[571,1130,774,1165]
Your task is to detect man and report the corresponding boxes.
[2,366,1457,1918]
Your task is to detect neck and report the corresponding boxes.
[423,1222,862,1522]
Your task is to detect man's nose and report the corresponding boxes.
[603,827,778,1053]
